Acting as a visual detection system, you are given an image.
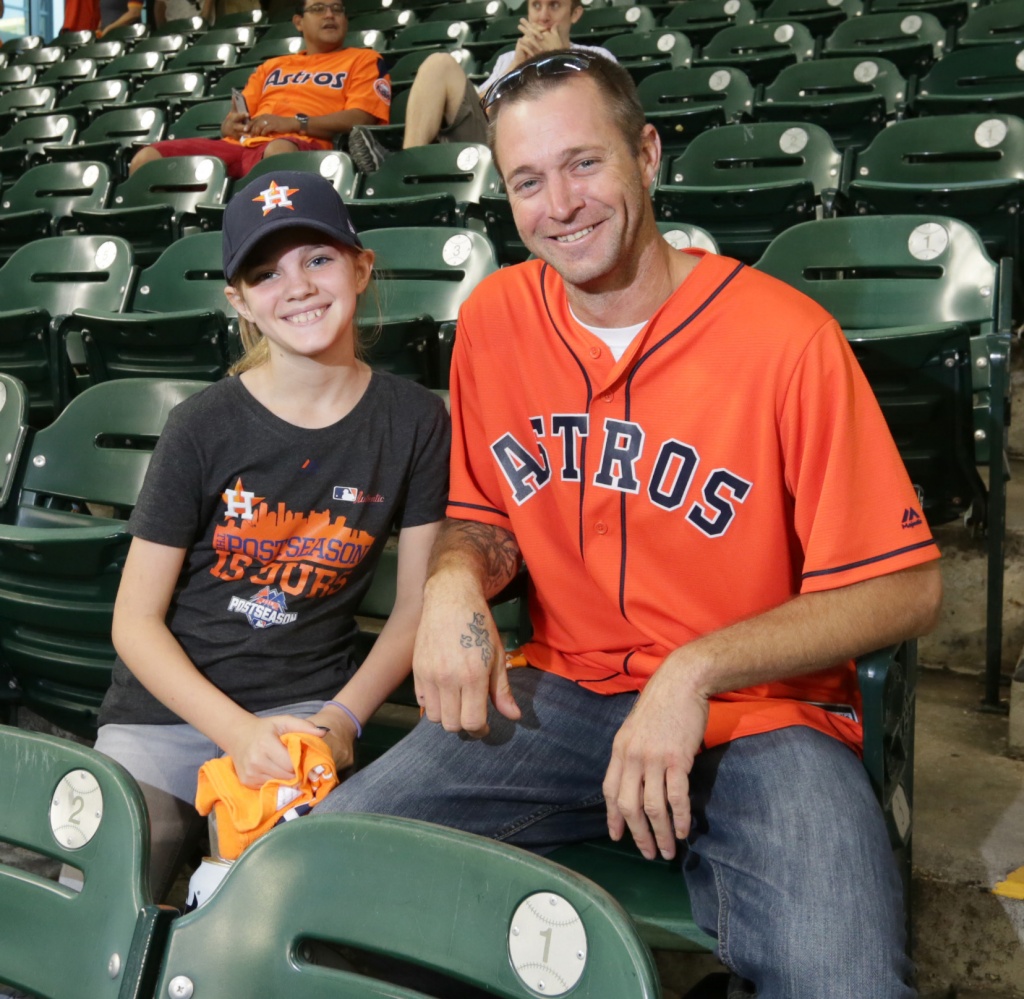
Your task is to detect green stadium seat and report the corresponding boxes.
[216,7,268,29]
[0,160,112,264]
[755,215,1011,700]
[0,65,38,93]
[349,141,501,229]
[132,32,189,56]
[637,66,755,161]
[10,44,65,69]
[64,230,234,385]
[101,21,149,45]
[52,27,96,52]
[655,120,843,262]
[69,154,230,267]
[70,39,127,66]
[603,30,694,82]
[348,6,419,40]
[43,105,167,179]
[0,378,207,735]
[462,13,522,62]
[0,235,134,424]
[0,34,45,56]
[0,83,57,132]
[36,56,99,97]
[360,225,499,385]
[427,0,508,29]
[660,0,757,48]
[0,374,29,511]
[155,14,209,39]
[59,77,132,126]
[386,19,474,60]
[913,41,1024,117]
[753,55,907,152]
[0,111,77,181]
[150,813,662,999]
[208,63,255,96]
[348,26,391,51]
[695,20,817,86]
[388,45,475,88]
[871,0,973,32]
[572,4,658,42]
[823,10,947,78]
[955,0,1024,46]
[844,113,1024,293]
[201,25,259,51]
[164,98,232,140]
[259,20,304,40]
[97,49,166,78]
[164,41,241,82]
[235,33,304,66]
[761,0,864,42]
[0,727,175,998]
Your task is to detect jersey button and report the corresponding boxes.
[589,346,601,359]
[602,391,613,403]
[595,521,608,535]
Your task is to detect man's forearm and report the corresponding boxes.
[426,518,521,600]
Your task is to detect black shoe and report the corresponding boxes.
[349,125,391,175]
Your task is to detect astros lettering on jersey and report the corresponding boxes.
[447,252,939,753]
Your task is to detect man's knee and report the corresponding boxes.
[415,51,467,88]
[129,144,162,175]
[263,139,300,158]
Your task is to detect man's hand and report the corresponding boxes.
[221,110,249,140]
[514,19,565,62]
[223,713,324,789]
[603,651,709,861]
[244,114,300,138]
[413,571,521,737]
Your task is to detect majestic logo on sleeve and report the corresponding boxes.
[211,478,377,616]
[491,415,752,538]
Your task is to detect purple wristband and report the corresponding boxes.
[325,700,363,739]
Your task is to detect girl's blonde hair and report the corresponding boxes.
[227,248,382,376]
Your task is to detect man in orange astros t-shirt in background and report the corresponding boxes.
[318,53,942,998]
[129,0,390,178]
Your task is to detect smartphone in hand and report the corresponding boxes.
[231,88,250,118]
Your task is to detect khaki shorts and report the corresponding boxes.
[438,79,489,145]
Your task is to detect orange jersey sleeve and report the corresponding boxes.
[234,47,391,149]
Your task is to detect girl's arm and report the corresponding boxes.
[307,520,442,769]
[112,536,323,787]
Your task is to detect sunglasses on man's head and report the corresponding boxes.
[482,52,595,116]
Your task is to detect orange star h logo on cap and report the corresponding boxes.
[253,180,300,216]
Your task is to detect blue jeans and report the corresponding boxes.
[318,667,915,998]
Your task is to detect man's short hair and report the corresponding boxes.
[486,53,646,163]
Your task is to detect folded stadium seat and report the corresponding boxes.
[0,378,207,736]
[0,64,38,94]
[192,149,358,230]
[52,28,95,52]
[761,0,864,43]
[913,41,1024,117]
[823,10,947,79]
[234,33,304,67]
[388,44,475,89]
[603,29,694,83]
[42,105,167,180]
[695,20,817,86]
[0,727,176,998]
[10,44,65,70]
[655,120,843,262]
[659,0,757,49]
[58,78,132,127]
[133,32,190,57]
[0,84,58,133]
[163,41,241,85]
[870,0,973,32]
[36,56,99,98]
[427,0,508,32]
[755,214,1011,703]
[62,230,234,386]
[97,49,166,79]
[0,111,77,181]
[69,39,127,67]
[0,160,112,264]
[164,98,232,140]
[844,112,1024,310]
[385,19,473,60]
[69,154,229,266]
[636,65,756,164]
[955,0,1024,46]
[753,55,907,152]
[349,140,500,230]
[149,813,662,999]
[0,235,134,424]
[360,225,500,386]
[100,20,150,46]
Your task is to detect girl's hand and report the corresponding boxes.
[224,713,324,789]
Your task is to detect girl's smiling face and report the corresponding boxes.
[225,226,374,365]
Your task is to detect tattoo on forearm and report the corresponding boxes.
[434,520,520,594]
[459,611,495,669]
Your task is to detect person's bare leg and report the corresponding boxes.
[262,138,301,158]
[129,144,163,175]
[403,52,473,149]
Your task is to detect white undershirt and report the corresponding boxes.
[570,307,648,362]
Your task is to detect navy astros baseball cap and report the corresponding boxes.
[222,169,363,281]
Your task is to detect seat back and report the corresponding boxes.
[237,34,304,65]
[130,69,208,105]
[97,50,165,78]
[0,65,38,91]
[0,373,29,508]
[0,83,57,118]
[699,20,817,85]
[824,10,947,75]
[573,4,657,40]
[133,32,189,55]
[956,0,1024,45]
[152,813,661,999]
[239,149,357,200]
[0,110,76,150]
[662,0,758,46]
[202,25,259,50]
[102,21,149,44]
[128,229,231,315]
[426,0,507,26]
[167,41,240,74]
[165,98,233,140]
[11,44,64,68]
[0,160,112,229]
[62,77,131,114]
[78,104,167,147]
[70,40,127,65]
[914,42,1024,117]
[359,141,500,202]
[37,56,98,91]
[762,0,864,39]
[0,727,172,999]
[389,19,473,54]
[603,30,694,81]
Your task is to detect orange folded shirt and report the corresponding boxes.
[195,732,339,860]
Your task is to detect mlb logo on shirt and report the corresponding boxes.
[334,486,359,502]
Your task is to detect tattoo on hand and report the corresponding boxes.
[460,612,495,669]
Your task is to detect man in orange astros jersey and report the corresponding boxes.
[129,0,390,178]
[319,54,941,998]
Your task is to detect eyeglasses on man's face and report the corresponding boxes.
[303,3,346,16]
